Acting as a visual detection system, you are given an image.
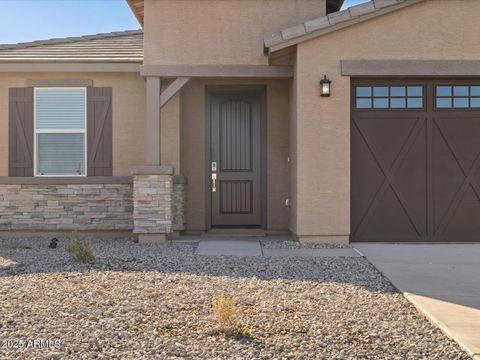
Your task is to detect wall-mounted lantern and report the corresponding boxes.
[320,75,331,97]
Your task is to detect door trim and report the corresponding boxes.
[205,85,267,230]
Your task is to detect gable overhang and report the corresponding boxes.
[266,0,424,55]
[127,0,144,26]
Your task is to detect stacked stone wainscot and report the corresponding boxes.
[0,172,186,239]
[0,177,133,231]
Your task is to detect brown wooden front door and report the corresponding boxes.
[208,88,264,226]
[352,79,480,242]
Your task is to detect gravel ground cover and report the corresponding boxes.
[261,239,350,249]
[0,237,468,359]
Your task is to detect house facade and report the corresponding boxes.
[0,0,479,243]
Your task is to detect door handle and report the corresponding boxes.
[212,173,217,192]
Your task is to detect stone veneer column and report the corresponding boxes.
[133,165,174,244]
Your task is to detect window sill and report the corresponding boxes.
[0,176,132,185]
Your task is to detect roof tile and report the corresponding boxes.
[374,0,401,8]
[264,33,285,48]
[281,24,307,41]
[0,30,143,63]
[327,9,352,25]
[265,0,423,51]
[349,2,376,17]
[304,16,330,33]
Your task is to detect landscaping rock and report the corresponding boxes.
[0,237,469,359]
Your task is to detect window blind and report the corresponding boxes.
[36,88,85,129]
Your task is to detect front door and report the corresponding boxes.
[209,88,264,226]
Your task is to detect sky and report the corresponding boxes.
[0,0,140,44]
[0,0,367,45]
[343,0,367,8]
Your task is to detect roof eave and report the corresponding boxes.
[0,30,143,51]
[0,61,141,73]
[0,59,143,63]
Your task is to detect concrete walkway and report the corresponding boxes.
[262,247,361,258]
[196,238,263,256]
[355,243,480,359]
[195,238,361,257]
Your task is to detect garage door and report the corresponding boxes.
[351,79,480,242]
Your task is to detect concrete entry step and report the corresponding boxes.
[196,238,262,256]
[202,228,266,238]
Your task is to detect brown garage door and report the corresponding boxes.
[351,79,480,242]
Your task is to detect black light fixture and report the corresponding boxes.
[320,75,331,97]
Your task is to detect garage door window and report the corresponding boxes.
[355,85,423,109]
[436,85,480,109]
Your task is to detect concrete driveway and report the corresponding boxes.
[355,244,480,359]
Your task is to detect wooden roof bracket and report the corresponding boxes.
[160,77,190,109]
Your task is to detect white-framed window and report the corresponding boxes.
[34,87,87,176]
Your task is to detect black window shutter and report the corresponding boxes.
[9,87,34,177]
[87,87,112,176]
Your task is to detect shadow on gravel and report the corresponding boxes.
[0,236,397,295]
[0,237,470,359]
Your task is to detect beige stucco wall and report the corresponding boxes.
[293,0,480,240]
[143,0,326,65]
[0,72,145,176]
[181,78,290,231]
